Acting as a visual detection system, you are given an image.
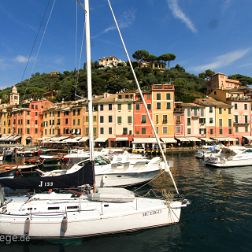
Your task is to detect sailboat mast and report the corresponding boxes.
[84,0,94,161]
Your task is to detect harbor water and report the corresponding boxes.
[0,152,251,252]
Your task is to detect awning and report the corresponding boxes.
[243,136,252,141]
[161,138,177,143]
[6,136,16,141]
[132,138,159,144]
[94,138,107,143]
[200,138,214,142]
[78,137,89,142]
[186,137,201,142]
[212,137,238,142]
[175,137,190,142]
[13,135,21,141]
[0,135,11,141]
[115,137,128,141]
[64,137,82,143]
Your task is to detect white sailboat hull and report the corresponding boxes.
[0,199,182,239]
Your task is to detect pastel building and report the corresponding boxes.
[209,88,252,144]
[94,93,134,147]
[207,73,240,94]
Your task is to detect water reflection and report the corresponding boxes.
[0,152,252,252]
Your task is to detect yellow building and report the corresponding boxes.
[151,84,175,137]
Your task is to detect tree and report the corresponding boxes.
[199,69,215,80]
[158,53,176,69]
[132,50,150,62]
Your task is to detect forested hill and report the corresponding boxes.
[1,63,251,104]
[0,63,210,103]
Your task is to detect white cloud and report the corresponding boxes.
[192,48,251,72]
[167,0,197,33]
[103,9,136,33]
[14,55,29,64]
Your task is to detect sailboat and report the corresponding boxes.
[0,0,189,239]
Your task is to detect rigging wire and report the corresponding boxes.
[107,0,180,195]
[20,0,51,82]
[30,0,57,75]
[75,0,87,99]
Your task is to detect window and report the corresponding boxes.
[100,105,103,111]
[117,104,122,110]
[73,119,76,126]
[108,104,112,110]
[210,129,214,135]
[219,129,223,134]
[78,119,80,125]
[65,119,68,125]
[187,108,190,117]
[156,115,159,124]
[57,119,60,125]
[245,115,248,123]
[35,120,38,125]
[100,116,104,123]
[108,116,112,123]
[141,128,146,134]
[123,128,128,135]
[245,126,248,132]
[209,118,213,124]
[166,93,170,100]
[234,103,238,110]
[228,129,232,134]
[234,115,238,123]
[163,115,168,124]
[228,119,232,127]
[27,120,30,125]
[163,127,168,134]
[136,104,140,110]
[141,115,146,123]
[187,128,191,134]
[100,128,104,134]
[156,93,161,100]
[166,102,171,109]
[157,102,161,109]
[117,116,122,124]
[219,108,222,114]
[77,109,80,115]
[26,128,30,134]
[228,108,231,114]
[200,108,204,117]
[128,116,132,124]
[187,118,191,126]
[219,119,222,127]
[194,108,197,117]
[209,107,213,113]
[128,104,132,110]
[73,110,76,116]
[109,127,112,134]
[244,104,248,110]
[147,104,151,110]
[35,128,38,134]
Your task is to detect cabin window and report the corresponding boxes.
[67,206,79,210]
[48,207,60,210]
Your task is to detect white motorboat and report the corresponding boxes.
[195,145,223,159]
[42,155,164,187]
[204,146,252,167]
[0,0,188,239]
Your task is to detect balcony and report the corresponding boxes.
[233,122,249,126]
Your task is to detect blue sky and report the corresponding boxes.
[0,0,252,88]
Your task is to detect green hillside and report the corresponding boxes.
[1,63,208,103]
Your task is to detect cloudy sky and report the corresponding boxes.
[0,0,252,88]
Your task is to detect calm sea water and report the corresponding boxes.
[1,152,252,252]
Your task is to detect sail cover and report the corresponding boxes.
[0,160,95,190]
